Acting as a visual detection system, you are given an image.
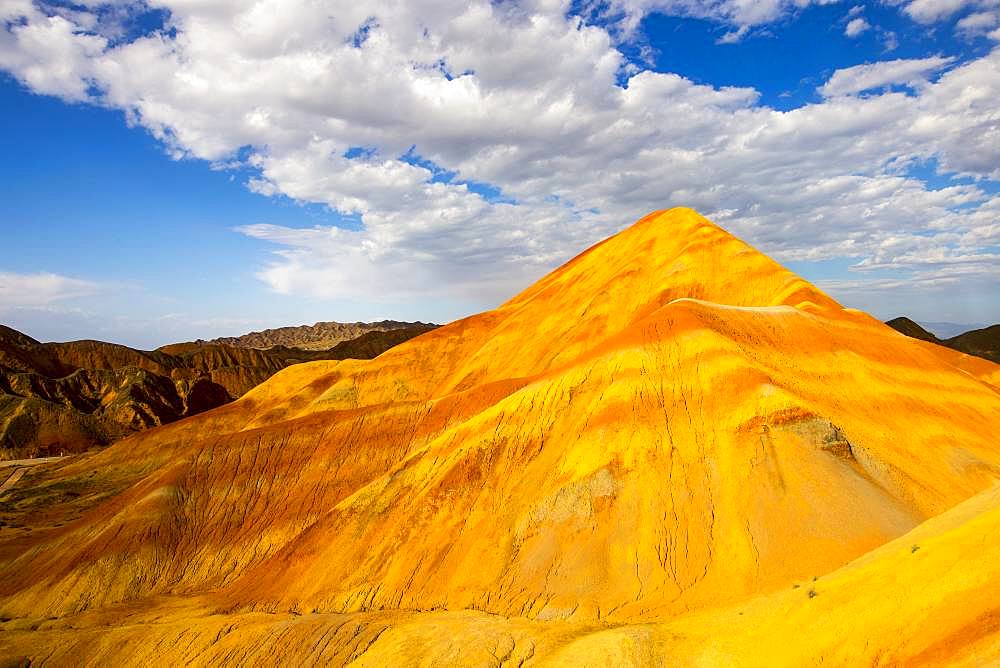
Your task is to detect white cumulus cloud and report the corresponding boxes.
[956,10,1000,35]
[819,56,956,97]
[0,272,100,309]
[900,0,1000,25]
[590,0,841,37]
[845,17,870,37]
[0,1,997,317]
[903,0,970,23]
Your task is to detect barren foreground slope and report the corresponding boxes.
[1,208,999,665]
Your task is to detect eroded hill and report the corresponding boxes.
[888,316,1000,364]
[205,319,434,351]
[0,324,436,460]
[0,209,998,665]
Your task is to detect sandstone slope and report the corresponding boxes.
[1,208,998,665]
[0,325,436,460]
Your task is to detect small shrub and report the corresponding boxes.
[807,589,818,599]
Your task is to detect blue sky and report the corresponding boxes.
[1,79,469,343]
[1,1,998,347]
[635,3,995,107]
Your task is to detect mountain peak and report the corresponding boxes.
[0,324,39,347]
[456,208,843,385]
[886,317,939,342]
[508,207,839,314]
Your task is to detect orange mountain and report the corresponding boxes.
[1,208,999,664]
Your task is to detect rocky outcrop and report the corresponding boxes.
[204,319,435,351]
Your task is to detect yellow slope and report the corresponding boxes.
[1,483,997,665]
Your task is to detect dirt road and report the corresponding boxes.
[0,456,66,495]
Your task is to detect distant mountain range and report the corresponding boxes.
[916,321,987,339]
[0,321,436,460]
[886,317,1000,364]
[203,319,436,351]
